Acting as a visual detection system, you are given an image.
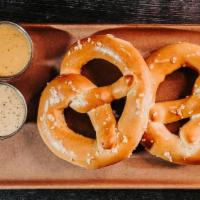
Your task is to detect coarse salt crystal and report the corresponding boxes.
[170,56,177,64]
[111,147,118,154]
[71,93,88,107]
[77,40,82,50]
[87,37,91,43]
[164,151,173,162]
[188,110,193,115]
[40,114,45,122]
[47,114,55,122]
[49,87,64,105]
[122,135,128,144]
[96,41,102,47]
[141,138,146,142]
[86,155,94,164]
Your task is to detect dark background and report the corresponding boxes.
[0,0,200,24]
[0,0,200,199]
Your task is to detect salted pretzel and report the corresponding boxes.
[142,42,200,164]
[37,35,152,169]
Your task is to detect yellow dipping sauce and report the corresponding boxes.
[0,83,27,137]
[0,22,32,78]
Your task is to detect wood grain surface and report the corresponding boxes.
[1,0,200,199]
[0,0,199,23]
[0,189,200,200]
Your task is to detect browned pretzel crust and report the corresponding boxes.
[37,35,152,169]
[142,42,200,164]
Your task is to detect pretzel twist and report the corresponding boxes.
[142,42,200,164]
[38,35,152,168]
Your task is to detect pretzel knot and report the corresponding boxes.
[142,42,200,164]
[38,34,152,168]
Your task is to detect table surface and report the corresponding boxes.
[0,0,200,199]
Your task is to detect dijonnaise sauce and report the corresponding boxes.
[0,22,32,78]
[0,83,27,138]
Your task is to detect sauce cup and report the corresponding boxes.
[0,82,27,139]
[0,21,33,80]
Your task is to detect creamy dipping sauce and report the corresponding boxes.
[0,22,32,78]
[0,83,27,137]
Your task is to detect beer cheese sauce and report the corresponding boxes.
[0,23,31,77]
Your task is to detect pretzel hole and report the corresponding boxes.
[64,107,96,139]
[156,67,198,102]
[111,97,126,121]
[81,59,122,86]
[156,67,198,134]
[165,118,190,135]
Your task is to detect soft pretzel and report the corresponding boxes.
[37,35,152,169]
[142,42,200,164]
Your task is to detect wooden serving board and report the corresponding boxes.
[2,24,200,189]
